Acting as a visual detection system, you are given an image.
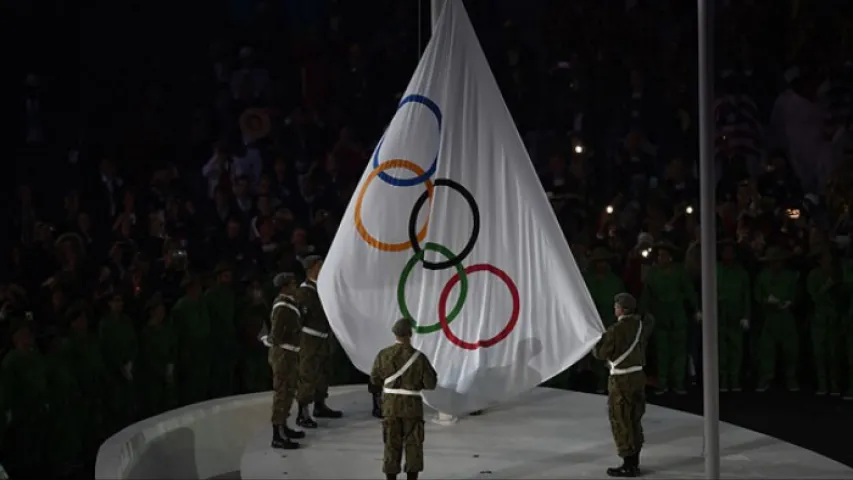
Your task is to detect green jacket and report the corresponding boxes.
[99,312,138,376]
[204,284,238,352]
[754,268,799,317]
[584,267,626,328]
[717,262,751,321]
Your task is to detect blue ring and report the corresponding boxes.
[372,94,442,187]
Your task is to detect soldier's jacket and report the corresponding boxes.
[370,343,438,418]
[294,279,330,334]
[717,262,751,322]
[267,294,302,348]
[592,314,655,372]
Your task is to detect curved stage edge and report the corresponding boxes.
[96,385,853,479]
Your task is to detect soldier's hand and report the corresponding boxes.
[779,301,791,309]
[767,295,779,304]
[740,318,750,330]
[694,312,702,323]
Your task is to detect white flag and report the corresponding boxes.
[318,0,604,415]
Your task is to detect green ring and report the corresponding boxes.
[397,242,468,334]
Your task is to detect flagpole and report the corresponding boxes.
[697,0,720,478]
[431,0,446,31]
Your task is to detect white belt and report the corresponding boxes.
[383,387,422,396]
[259,335,301,352]
[610,365,643,376]
[302,326,329,338]
[382,351,422,396]
[608,321,644,376]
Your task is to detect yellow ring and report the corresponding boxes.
[354,159,434,252]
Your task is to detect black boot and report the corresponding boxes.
[385,475,396,480]
[296,404,318,428]
[406,472,419,480]
[314,400,343,418]
[372,393,383,418]
[606,455,639,477]
[282,422,306,439]
[271,426,299,449]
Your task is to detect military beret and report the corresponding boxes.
[392,318,413,338]
[273,272,296,287]
[614,293,637,311]
[301,255,324,270]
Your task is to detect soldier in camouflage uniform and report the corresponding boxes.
[593,293,655,478]
[261,272,306,449]
[370,319,438,480]
[294,256,343,428]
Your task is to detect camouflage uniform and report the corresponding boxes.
[294,276,342,426]
[370,319,438,480]
[263,291,305,448]
[593,293,655,478]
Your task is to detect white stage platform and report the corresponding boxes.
[241,385,853,479]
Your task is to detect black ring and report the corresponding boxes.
[407,178,480,271]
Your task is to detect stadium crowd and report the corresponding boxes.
[5,0,853,478]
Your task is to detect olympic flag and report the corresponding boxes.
[318,0,604,415]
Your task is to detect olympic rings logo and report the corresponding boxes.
[354,94,520,350]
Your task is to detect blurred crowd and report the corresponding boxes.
[5,0,853,478]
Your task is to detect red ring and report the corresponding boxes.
[438,264,520,350]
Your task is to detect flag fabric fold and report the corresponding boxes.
[318,0,604,415]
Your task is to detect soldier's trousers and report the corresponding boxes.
[608,372,646,458]
[718,309,744,388]
[297,335,331,405]
[269,348,298,424]
[811,315,840,391]
[757,312,798,386]
[652,312,688,390]
[382,417,425,474]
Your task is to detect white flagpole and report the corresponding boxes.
[697,0,720,478]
